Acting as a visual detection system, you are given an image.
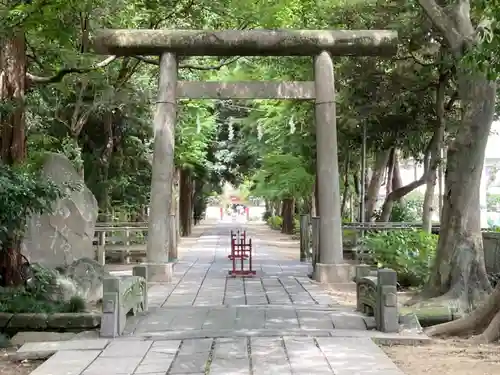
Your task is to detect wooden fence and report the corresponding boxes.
[92,221,500,274]
[93,224,148,265]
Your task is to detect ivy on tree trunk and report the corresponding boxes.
[0,30,27,286]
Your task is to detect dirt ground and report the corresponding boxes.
[326,279,500,375]
[0,349,42,375]
[383,339,500,375]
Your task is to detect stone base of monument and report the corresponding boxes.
[145,262,173,282]
[314,263,354,284]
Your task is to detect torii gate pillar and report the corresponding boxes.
[93,29,398,283]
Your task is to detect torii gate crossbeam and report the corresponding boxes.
[92,29,398,283]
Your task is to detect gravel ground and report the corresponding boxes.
[383,339,500,375]
[0,349,42,375]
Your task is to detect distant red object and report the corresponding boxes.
[228,230,256,277]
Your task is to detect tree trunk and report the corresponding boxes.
[168,168,179,260]
[378,176,430,222]
[391,153,403,192]
[314,174,320,217]
[365,149,391,220]
[423,75,494,311]
[0,31,27,286]
[423,71,447,233]
[385,148,396,196]
[422,168,438,232]
[0,31,26,164]
[96,111,114,221]
[411,0,500,341]
[340,154,350,218]
[179,168,193,237]
[281,198,294,234]
[378,140,440,223]
[193,179,205,225]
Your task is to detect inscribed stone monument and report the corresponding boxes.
[22,153,98,267]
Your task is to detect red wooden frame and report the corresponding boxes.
[228,230,256,277]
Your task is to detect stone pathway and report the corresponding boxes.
[26,221,412,375]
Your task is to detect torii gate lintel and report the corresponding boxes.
[92,29,398,284]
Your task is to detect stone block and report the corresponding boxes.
[22,152,98,268]
[377,268,397,286]
[29,349,101,375]
[314,263,353,284]
[146,262,173,282]
[46,313,101,330]
[354,264,371,282]
[18,339,109,353]
[0,313,13,330]
[12,339,109,361]
[100,340,152,357]
[10,331,76,347]
[100,275,146,337]
[83,356,143,374]
[7,313,48,331]
[376,269,399,333]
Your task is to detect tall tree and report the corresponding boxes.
[410,0,500,342]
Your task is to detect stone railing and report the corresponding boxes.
[100,265,148,337]
[354,265,399,333]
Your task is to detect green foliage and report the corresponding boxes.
[293,216,300,235]
[267,216,283,230]
[487,194,500,211]
[252,153,314,201]
[0,164,67,248]
[485,226,500,232]
[0,263,87,313]
[262,211,272,221]
[0,287,87,314]
[362,229,438,288]
[389,200,422,222]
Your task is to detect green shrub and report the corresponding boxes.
[361,229,438,287]
[0,287,87,314]
[0,263,87,314]
[262,211,272,221]
[389,200,422,222]
[267,215,283,230]
[293,217,300,234]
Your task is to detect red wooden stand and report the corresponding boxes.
[228,230,256,277]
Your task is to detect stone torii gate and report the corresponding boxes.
[93,29,398,282]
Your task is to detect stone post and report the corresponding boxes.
[299,214,310,262]
[313,51,350,283]
[100,277,122,338]
[376,268,399,333]
[146,52,177,282]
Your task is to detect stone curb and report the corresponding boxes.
[9,338,110,361]
[0,312,101,334]
[133,327,431,345]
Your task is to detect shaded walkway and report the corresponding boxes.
[28,221,410,375]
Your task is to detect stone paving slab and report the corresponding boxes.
[124,305,370,335]
[18,339,110,353]
[25,222,416,375]
[29,350,102,375]
[26,337,407,375]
